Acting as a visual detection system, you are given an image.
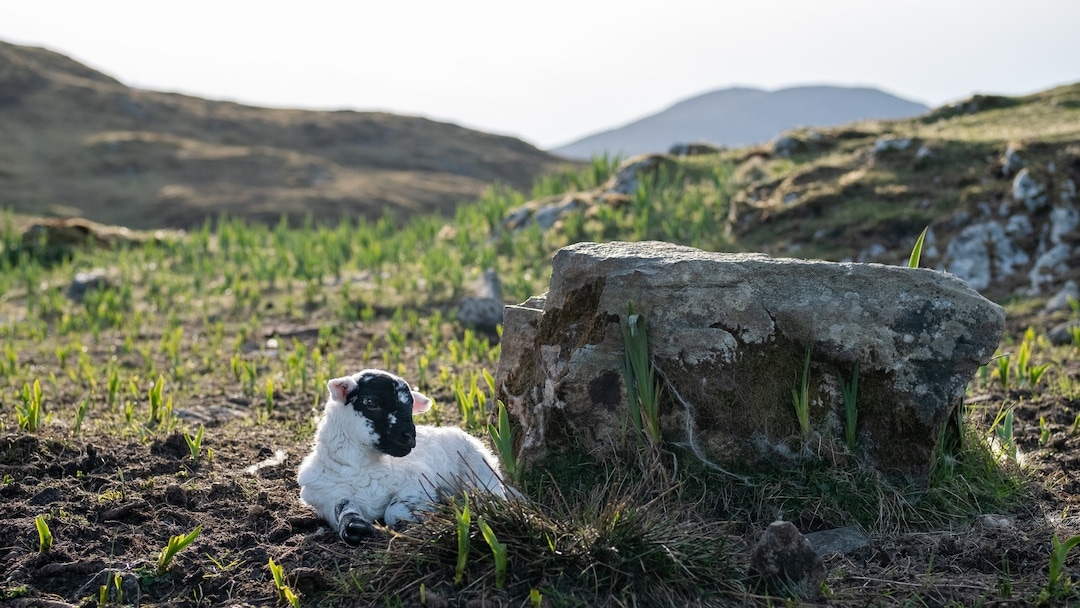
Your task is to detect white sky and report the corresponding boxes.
[2,0,1078,149]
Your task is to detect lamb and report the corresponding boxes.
[297,368,512,544]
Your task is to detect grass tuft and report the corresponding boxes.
[357,460,745,607]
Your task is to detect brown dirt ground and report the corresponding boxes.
[1,310,1079,608]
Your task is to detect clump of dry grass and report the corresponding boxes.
[351,457,746,607]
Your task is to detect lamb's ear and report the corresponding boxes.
[411,391,433,414]
[328,376,357,403]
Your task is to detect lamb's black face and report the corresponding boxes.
[346,372,417,457]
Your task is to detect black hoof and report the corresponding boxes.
[340,513,373,545]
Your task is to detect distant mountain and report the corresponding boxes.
[551,86,930,159]
[0,40,569,230]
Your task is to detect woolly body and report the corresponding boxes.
[297,369,509,543]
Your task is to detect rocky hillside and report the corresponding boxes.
[0,40,570,230]
[513,84,1080,302]
[552,85,928,160]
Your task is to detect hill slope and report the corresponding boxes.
[552,85,929,159]
[0,40,569,229]
[517,83,1080,301]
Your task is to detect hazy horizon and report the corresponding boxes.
[3,0,1078,148]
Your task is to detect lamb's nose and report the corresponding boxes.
[399,430,415,447]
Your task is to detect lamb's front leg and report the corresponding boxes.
[335,499,374,545]
[384,492,439,527]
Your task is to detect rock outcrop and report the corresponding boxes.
[496,241,1005,481]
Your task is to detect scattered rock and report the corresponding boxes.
[770,135,800,158]
[15,217,147,267]
[533,196,585,231]
[872,137,912,156]
[602,154,676,196]
[805,525,871,557]
[1061,178,1077,204]
[457,269,504,332]
[67,268,114,303]
[976,514,1016,530]
[501,154,677,235]
[1048,320,1080,346]
[1044,280,1079,313]
[456,298,504,333]
[669,142,723,156]
[1012,168,1048,211]
[748,521,826,599]
[496,241,1004,481]
[1001,145,1025,177]
[942,221,1030,291]
[1049,205,1080,244]
[1028,243,1073,294]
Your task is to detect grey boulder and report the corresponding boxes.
[495,241,1005,481]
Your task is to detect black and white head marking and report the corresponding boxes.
[332,370,432,458]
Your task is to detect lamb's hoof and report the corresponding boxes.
[340,514,373,545]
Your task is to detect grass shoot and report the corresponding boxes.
[1041,534,1080,604]
[488,400,518,483]
[184,425,205,462]
[839,360,860,452]
[268,558,302,608]
[156,525,202,576]
[16,379,43,432]
[620,303,662,446]
[34,514,52,554]
[477,516,508,589]
[791,347,812,436]
[453,494,472,585]
[908,225,929,268]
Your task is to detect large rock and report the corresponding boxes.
[495,241,1005,481]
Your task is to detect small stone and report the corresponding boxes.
[456,298,503,332]
[976,514,1016,530]
[1044,280,1079,313]
[771,136,800,157]
[1048,321,1080,346]
[749,520,826,599]
[872,137,912,155]
[669,142,722,156]
[1001,145,1025,177]
[67,269,113,303]
[1012,168,1048,211]
[805,525,870,557]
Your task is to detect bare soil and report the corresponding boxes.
[1,305,1079,608]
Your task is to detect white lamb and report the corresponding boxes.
[297,368,512,544]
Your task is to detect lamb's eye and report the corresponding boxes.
[361,396,379,409]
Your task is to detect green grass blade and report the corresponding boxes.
[908,226,929,268]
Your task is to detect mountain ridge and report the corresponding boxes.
[552,85,929,159]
